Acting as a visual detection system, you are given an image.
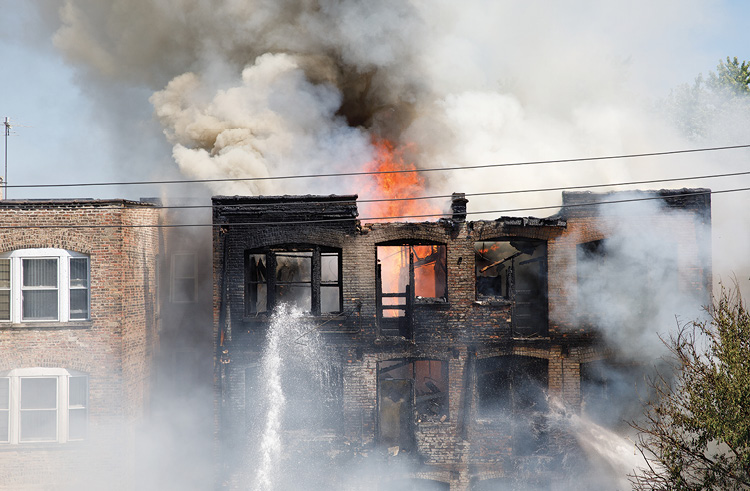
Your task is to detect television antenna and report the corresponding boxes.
[3,117,9,199]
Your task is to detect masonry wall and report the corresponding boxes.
[212,192,711,490]
[0,200,159,490]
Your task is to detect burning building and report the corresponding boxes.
[212,188,711,490]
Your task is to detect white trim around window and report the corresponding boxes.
[0,249,90,323]
[0,368,88,444]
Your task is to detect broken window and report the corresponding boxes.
[476,355,548,455]
[378,359,449,450]
[245,246,342,315]
[376,243,446,337]
[475,240,547,335]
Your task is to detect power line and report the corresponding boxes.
[5,143,750,190]
[148,169,750,210]
[0,186,739,229]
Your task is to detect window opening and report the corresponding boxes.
[475,240,547,335]
[0,378,8,443]
[69,258,89,320]
[20,377,58,442]
[0,250,89,323]
[171,253,197,303]
[376,244,446,337]
[245,246,341,315]
[67,376,87,440]
[378,359,448,451]
[476,356,548,455]
[0,259,9,321]
[22,258,58,321]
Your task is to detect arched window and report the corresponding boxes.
[0,249,90,323]
[0,368,88,444]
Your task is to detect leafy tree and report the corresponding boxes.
[708,57,750,95]
[630,285,750,490]
[658,57,750,140]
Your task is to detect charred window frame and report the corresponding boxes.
[475,355,548,455]
[474,239,547,335]
[376,243,447,337]
[245,245,342,315]
[377,359,449,449]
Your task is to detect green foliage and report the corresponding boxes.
[657,57,750,141]
[708,57,750,95]
[630,285,750,490]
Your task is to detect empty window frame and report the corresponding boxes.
[378,359,449,449]
[475,355,548,455]
[245,246,342,315]
[376,244,447,328]
[0,368,88,444]
[171,253,197,303]
[377,244,446,303]
[0,249,90,323]
[474,239,547,334]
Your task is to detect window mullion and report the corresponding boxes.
[10,376,19,444]
[311,247,321,316]
[60,259,70,322]
[59,376,68,443]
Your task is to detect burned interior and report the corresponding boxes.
[245,245,343,315]
[377,359,449,451]
[476,355,549,455]
[376,242,447,338]
[475,239,548,335]
[211,190,712,489]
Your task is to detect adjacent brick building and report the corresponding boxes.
[212,189,711,490]
[0,199,160,490]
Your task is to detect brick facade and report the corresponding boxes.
[0,200,159,490]
[212,190,711,490]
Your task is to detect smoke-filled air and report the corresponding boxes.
[20,1,750,490]
[40,0,750,287]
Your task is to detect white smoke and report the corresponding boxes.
[26,1,750,488]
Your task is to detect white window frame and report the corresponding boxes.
[0,368,88,444]
[0,249,90,323]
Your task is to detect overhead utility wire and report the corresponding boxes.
[0,187,742,229]
[149,169,750,210]
[4,143,750,190]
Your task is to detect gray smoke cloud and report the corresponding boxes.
[41,1,747,202]
[26,1,750,489]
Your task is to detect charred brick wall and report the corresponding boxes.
[212,191,711,490]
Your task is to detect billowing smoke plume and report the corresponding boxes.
[40,1,750,289]
[29,1,750,488]
[41,2,746,202]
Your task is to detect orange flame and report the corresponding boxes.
[361,137,439,221]
[362,137,445,316]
